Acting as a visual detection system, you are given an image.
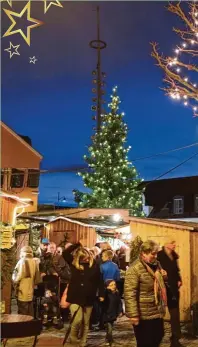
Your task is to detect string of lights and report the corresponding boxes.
[151,2,198,117]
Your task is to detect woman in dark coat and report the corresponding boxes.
[157,239,182,347]
[62,244,104,347]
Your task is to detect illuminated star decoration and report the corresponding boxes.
[3,1,43,46]
[1,0,12,7]
[29,56,37,64]
[43,0,63,14]
[4,41,20,58]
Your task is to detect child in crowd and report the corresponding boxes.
[100,250,120,283]
[103,280,123,346]
[41,288,59,326]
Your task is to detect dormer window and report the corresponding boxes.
[173,196,184,215]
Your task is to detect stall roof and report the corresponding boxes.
[128,217,198,231]
[45,216,129,230]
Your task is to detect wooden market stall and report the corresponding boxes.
[43,216,130,249]
[43,217,96,248]
[129,217,198,322]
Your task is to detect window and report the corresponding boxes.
[11,169,24,188]
[1,170,4,187]
[27,169,40,188]
[194,195,198,213]
[173,197,184,215]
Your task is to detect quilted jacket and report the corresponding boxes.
[124,258,164,320]
[12,257,41,302]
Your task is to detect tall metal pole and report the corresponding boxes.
[96,6,102,130]
[90,6,107,132]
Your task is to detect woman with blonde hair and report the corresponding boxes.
[62,243,104,347]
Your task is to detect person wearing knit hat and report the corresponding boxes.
[12,245,41,316]
[157,239,182,347]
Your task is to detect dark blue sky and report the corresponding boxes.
[2,1,198,205]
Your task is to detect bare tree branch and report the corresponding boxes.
[151,2,198,117]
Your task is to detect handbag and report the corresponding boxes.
[60,285,70,309]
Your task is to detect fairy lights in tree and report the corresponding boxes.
[151,2,198,117]
[73,87,144,216]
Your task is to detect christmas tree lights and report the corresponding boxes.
[73,87,144,216]
[151,2,198,117]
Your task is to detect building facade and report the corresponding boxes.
[142,176,198,221]
[1,121,43,223]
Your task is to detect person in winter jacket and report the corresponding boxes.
[12,246,41,316]
[48,242,71,294]
[62,244,104,347]
[39,248,57,277]
[103,280,123,346]
[41,288,60,325]
[124,240,167,347]
[100,250,120,283]
[157,239,182,347]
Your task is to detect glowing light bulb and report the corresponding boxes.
[184,101,188,106]
[176,68,181,73]
[184,77,188,82]
[175,49,180,54]
[183,95,188,99]
[182,43,187,48]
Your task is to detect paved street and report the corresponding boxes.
[4,316,198,347]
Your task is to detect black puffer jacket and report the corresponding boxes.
[62,245,104,307]
[103,289,122,323]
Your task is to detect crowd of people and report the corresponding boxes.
[12,236,182,347]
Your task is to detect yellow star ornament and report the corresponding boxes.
[43,0,63,14]
[3,1,43,46]
[1,0,12,7]
[4,42,20,58]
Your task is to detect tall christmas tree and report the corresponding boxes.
[73,86,144,216]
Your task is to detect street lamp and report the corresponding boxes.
[57,192,67,203]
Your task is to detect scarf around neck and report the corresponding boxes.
[142,259,167,316]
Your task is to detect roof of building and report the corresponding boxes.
[20,214,129,230]
[1,121,43,159]
[129,217,198,231]
[46,216,129,229]
[0,190,33,206]
[139,175,198,186]
[139,176,198,211]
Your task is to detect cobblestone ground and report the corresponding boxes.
[4,316,198,347]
